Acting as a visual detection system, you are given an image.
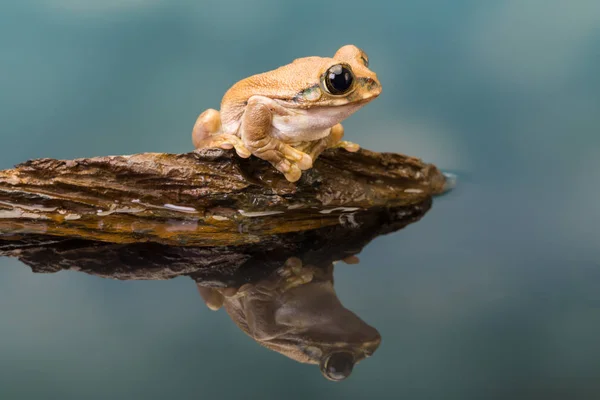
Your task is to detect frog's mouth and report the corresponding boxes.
[285,92,380,109]
[258,334,381,366]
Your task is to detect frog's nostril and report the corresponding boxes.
[372,82,382,96]
[360,77,382,95]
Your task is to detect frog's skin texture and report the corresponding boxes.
[192,45,382,182]
[197,257,381,381]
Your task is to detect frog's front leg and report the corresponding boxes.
[302,123,361,161]
[240,96,313,182]
[327,123,360,152]
[192,108,251,158]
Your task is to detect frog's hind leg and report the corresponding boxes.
[196,285,225,311]
[192,109,251,158]
[192,109,222,147]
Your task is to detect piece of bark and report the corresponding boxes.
[0,202,430,286]
[0,148,448,246]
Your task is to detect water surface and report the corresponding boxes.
[1,1,599,398]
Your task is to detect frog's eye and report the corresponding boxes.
[323,64,354,95]
[319,352,355,381]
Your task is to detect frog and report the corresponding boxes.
[197,257,381,381]
[191,44,382,182]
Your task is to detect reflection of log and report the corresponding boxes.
[0,202,431,286]
[0,148,446,246]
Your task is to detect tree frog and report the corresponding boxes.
[197,257,381,381]
[192,45,382,182]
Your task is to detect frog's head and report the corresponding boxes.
[218,262,381,381]
[264,279,381,381]
[289,44,382,109]
[199,261,381,381]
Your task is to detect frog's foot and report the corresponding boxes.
[277,146,313,182]
[247,135,313,182]
[241,98,313,182]
[192,109,251,158]
[334,140,360,152]
[195,134,252,158]
[302,124,359,162]
[304,137,330,162]
[327,123,360,152]
[276,257,314,292]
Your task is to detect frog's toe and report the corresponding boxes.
[233,144,252,158]
[275,159,292,173]
[281,145,312,168]
[278,259,314,291]
[283,164,302,182]
[219,134,251,158]
[284,257,303,273]
[277,257,303,278]
[297,153,313,170]
[338,141,360,152]
[282,270,314,290]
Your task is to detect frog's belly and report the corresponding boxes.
[271,110,342,142]
[271,122,331,142]
[222,113,331,142]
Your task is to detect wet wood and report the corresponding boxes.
[0,202,431,285]
[0,148,447,247]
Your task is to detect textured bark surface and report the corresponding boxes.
[0,202,431,286]
[0,148,447,246]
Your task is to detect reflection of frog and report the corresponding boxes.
[197,257,380,381]
[192,45,381,182]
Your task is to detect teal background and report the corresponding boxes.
[1,0,599,398]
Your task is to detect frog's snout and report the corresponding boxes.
[369,77,382,96]
[358,76,382,99]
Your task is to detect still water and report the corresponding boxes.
[1,0,599,398]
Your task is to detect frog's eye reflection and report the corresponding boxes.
[320,352,355,381]
[324,64,354,95]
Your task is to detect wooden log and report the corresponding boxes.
[0,148,448,247]
[0,202,431,285]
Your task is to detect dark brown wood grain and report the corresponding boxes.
[0,148,448,247]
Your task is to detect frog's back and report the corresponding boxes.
[220,56,332,131]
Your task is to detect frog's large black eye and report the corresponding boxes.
[320,352,355,381]
[324,64,354,95]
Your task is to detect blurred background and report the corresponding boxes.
[1,0,599,398]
